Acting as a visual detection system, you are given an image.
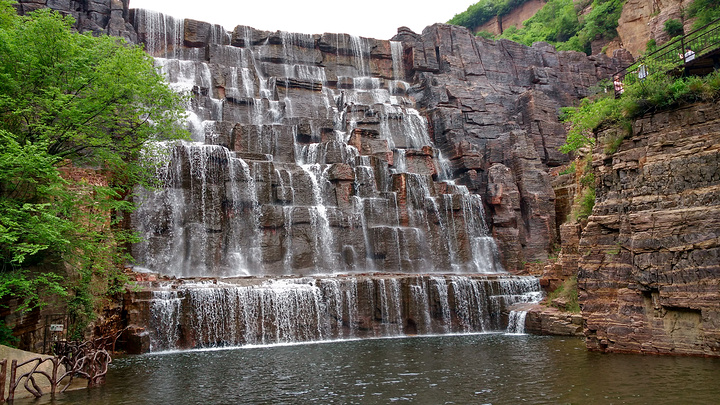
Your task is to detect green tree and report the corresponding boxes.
[448,0,534,30]
[451,0,626,55]
[0,1,188,330]
[687,0,720,29]
[663,18,684,38]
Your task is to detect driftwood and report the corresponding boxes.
[0,328,126,402]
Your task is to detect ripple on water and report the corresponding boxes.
[14,334,720,405]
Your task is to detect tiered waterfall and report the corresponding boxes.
[126,10,542,350]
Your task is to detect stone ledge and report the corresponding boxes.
[524,304,583,336]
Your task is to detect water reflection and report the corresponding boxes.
[19,334,720,404]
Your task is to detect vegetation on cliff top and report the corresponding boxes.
[451,0,717,55]
[0,1,188,340]
[448,0,626,54]
[447,0,533,30]
[561,67,720,155]
[687,0,720,29]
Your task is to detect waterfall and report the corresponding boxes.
[506,310,528,334]
[390,41,404,80]
[127,16,545,352]
[146,275,543,350]
[134,9,184,59]
[131,21,516,274]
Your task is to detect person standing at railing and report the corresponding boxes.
[686,48,696,61]
[680,48,695,62]
[638,64,648,82]
[613,75,624,98]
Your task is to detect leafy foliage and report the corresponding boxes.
[687,0,720,29]
[576,187,596,221]
[0,2,188,330]
[663,18,684,38]
[449,0,626,55]
[546,276,581,313]
[448,0,533,30]
[500,0,625,53]
[499,0,579,45]
[558,161,576,175]
[0,8,187,179]
[0,320,18,346]
[561,65,720,154]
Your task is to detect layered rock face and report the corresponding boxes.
[15,0,137,40]
[475,0,546,36]
[16,1,624,275]
[579,102,720,356]
[394,25,625,269]
[617,0,694,58]
[127,11,508,277]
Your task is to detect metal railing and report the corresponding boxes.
[614,17,720,91]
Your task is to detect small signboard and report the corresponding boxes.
[49,324,64,332]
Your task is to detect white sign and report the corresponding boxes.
[49,324,64,332]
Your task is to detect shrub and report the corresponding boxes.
[645,38,657,53]
[561,67,720,155]
[476,30,495,39]
[576,187,596,221]
[559,161,576,175]
[664,18,684,38]
[546,276,581,313]
[0,320,18,347]
[687,0,720,29]
[448,0,534,29]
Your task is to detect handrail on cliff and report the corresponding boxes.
[614,16,720,92]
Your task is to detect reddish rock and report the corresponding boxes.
[579,102,720,357]
[524,304,584,336]
[405,149,437,177]
[184,19,211,48]
[327,163,355,182]
[396,24,626,270]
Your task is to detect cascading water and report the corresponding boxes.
[146,275,542,351]
[128,10,543,351]
[507,310,529,334]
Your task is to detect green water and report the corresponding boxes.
[19,334,720,404]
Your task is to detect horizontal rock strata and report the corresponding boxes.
[579,102,720,356]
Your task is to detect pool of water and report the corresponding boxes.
[21,334,720,404]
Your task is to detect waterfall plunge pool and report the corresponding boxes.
[21,334,720,404]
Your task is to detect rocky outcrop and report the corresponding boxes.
[38,8,623,276]
[396,25,625,269]
[579,102,720,356]
[615,0,694,58]
[524,304,583,336]
[16,0,137,41]
[14,1,627,274]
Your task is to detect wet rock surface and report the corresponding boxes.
[17,1,625,275]
[122,273,542,351]
[524,304,583,336]
[395,25,624,268]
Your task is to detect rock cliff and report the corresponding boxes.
[14,0,137,40]
[12,1,720,356]
[579,102,720,356]
[15,0,625,274]
[617,0,695,57]
[394,26,624,269]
